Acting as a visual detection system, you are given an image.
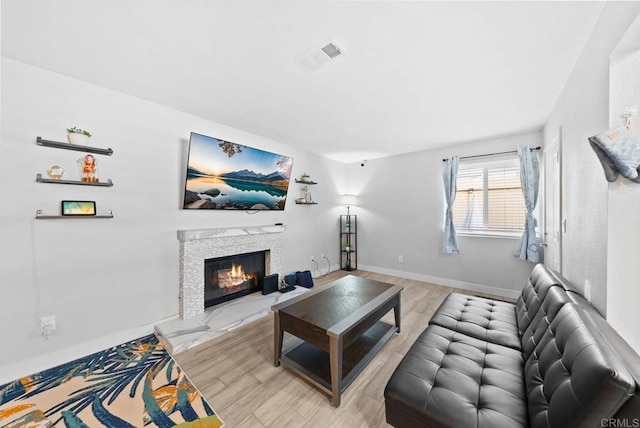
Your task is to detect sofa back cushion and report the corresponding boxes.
[524,304,635,427]
[566,290,640,420]
[520,286,573,360]
[516,264,562,336]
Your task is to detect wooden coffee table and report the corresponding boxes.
[271,275,402,407]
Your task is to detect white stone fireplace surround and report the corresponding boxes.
[177,225,285,320]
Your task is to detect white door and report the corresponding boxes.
[542,129,562,272]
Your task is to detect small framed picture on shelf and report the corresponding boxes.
[61,200,96,216]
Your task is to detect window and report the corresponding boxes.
[452,156,526,235]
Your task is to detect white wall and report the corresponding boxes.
[0,58,344,368]
[607,35,640,352]
[345,131,541,298]
[543,2,640,317]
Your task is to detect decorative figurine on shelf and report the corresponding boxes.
[301,172,311,183]
[78,154,98,183]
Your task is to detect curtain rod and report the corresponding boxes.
[442,146,541,162]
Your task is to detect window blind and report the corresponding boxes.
[453,156,525,233]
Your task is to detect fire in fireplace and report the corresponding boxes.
[218,263,255,289]
[204,250,267,308]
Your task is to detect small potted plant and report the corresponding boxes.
[67,127,92,145]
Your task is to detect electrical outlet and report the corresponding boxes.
[40,315,56,336]
[398,255,404,263]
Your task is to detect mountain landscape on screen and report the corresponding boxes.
[183,133,293,210]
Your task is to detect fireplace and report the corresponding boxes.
[204,250,268,307]
[177,225,285,319]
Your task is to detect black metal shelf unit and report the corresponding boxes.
[35,136,114,218]
[36,174,113,187]
[35,209,114,220]
[340,215,357,271]
[37,137,114,156]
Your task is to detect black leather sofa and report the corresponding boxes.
[384,264,640,427]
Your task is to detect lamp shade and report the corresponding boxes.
[341,194,358,207]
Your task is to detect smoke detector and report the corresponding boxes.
[296,42,344,72]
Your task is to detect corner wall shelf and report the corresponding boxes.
[36,137,114,156]
[35,209,114,220]
[36,174,113,187]
[295,176,318,205]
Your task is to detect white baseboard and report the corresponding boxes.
[358,264,521,300]
[0,314,180,385]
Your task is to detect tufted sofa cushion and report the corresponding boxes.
[519,286,573,360]
[524,303,636,427]
[428,293,521,350]
[515,264,563,336]
[384,324,528,428]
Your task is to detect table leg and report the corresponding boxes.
[394,297,401,334]
[274,312,283,367]
[329,335,343,407]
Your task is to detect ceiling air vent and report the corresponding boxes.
[321,42,342,59]
[296,42,344,72]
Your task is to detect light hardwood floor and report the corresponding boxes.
[174,270,515,428]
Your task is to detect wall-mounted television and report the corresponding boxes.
[183,132,293,210]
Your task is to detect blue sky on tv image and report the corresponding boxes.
[183,133,294,210]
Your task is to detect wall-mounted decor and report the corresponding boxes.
[589,124,640,183]
[294,174,318,205]
[183,132,293,210]
[61,200,96,216]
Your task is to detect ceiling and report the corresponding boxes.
[2,1,605,163]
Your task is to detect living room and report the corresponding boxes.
[1,1,640,427]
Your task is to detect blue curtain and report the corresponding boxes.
[442,156,460,254]
[515,147,541,262]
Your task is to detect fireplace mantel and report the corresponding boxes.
[177,224,286,242]
[177,225,286,319]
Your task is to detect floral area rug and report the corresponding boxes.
[0,334,224,427]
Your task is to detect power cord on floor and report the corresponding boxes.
[311,256,331,278]
[321,256,331,277]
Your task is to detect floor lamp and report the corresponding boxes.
[341,194,358,217]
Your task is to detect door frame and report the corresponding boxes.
[541,126,563,272]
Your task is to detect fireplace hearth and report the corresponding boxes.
[205,250,267,307]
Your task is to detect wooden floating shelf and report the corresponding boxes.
[295,179,318,185]
[35,209,114,220]
[37,137,114,156]
[36,174,113,187]
[295,201,318,205]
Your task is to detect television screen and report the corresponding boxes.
[183,133,293,210]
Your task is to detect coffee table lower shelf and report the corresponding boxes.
[279,320,397,396]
